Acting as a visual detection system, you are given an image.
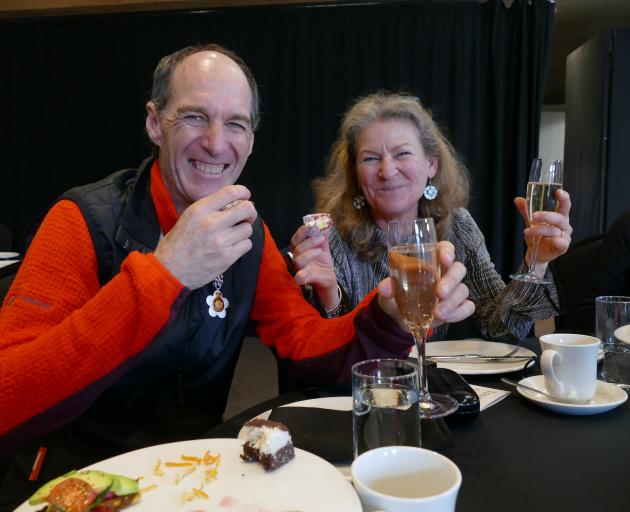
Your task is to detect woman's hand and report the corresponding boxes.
[514,189,572,273]
[377,241,475,331]
[290,224,339,310]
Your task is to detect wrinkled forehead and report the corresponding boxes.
[169,51,252,107]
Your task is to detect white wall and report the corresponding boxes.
[539,110,566,162]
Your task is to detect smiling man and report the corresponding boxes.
[0,44,473,508]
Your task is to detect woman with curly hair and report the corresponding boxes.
[290,92,572,342]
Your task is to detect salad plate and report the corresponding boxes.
[15,438,361,512]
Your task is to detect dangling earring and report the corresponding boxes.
[423,179,438,200]
[353,194,366,210]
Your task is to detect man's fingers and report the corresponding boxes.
[204,184,251,210]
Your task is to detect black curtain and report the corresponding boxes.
[0,0,553,276]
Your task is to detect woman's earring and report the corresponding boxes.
[423,179,438,200]
[353,194,366,210]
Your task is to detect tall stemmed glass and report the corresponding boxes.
[510,158,564,285]
[388,218,458,419]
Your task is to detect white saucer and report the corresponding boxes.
[614,325,630,345]
[0,251,19,259]
[516,376,628,415]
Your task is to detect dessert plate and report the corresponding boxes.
[516,376,628,415]
[15,438,361,512]
[419,340,536,375]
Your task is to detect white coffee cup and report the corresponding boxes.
[539,333,600,402]
[351,446,461,512]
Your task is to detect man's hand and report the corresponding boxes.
[377,241,475,331]
[290,225,339,310]
[154,185,257,290]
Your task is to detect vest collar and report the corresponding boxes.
[114,157,162,253]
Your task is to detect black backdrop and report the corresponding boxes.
[0,0,553,277]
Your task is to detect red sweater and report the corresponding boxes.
[0,163,402,442]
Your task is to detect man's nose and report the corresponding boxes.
[200,122,227,154]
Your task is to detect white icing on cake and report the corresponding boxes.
[241,425,291,455]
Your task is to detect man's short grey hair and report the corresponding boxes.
[149,43,260,131]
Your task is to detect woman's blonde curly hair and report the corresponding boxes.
[313,92,470,262]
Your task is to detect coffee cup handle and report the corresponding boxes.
[541,349,564,397]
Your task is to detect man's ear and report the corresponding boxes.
[145,101,162,147]
[248,133,255,156]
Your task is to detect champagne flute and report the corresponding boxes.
[510,158,564,285]
[388,218,458,419]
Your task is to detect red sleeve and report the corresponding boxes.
[251,224,374,359]
[0,200,185,439]
[250,224,413,385]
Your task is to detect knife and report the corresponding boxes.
[427,354,534,362]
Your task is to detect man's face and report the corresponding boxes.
[146,51,255,213]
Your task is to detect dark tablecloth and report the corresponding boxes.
[206,338,630,512]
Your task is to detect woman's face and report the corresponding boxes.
[355,119,437,230]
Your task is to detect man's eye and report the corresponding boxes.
[183,114,205,125]
[227,121,248,132]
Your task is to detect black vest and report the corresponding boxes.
[60,158,264,447]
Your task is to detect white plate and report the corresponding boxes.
[420,339,536,375]
[516,376,628,415]
[614,324,630,345]
[15,438,361,512]
[0,259,19,269]
[0,251,19,259]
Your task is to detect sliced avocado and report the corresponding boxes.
[109,473,139,496]
[29,471,77,505]
[72,470,114,493]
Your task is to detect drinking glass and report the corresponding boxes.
[510,158,564,285]
[387,218,458,419]
[352,359,421,458]
[596,296,630,389]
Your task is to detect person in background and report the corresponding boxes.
[289,92,572,342]
[575,208,630,332]
[0,46,473,507]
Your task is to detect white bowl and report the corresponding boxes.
[351,446,461,512]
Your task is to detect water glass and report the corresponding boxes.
[596,296,630,388]
[352,359,421,458]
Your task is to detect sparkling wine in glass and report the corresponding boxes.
[510,158,564,285]
[388,218,458,419]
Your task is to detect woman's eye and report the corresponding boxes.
[362,156,378,163]
[396,151,412,158]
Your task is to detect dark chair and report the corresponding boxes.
[550,234,604,332]
[0,224,12,252]
[0,274,16,304]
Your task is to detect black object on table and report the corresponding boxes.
[205,338,630,512]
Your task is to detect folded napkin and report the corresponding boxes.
[268,406,353,464]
